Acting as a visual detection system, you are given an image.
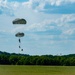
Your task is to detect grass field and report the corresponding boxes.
[0,65,75,75]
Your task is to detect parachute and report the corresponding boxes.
[15,32,24,37]
[12,18,27,24]
[12,18,27,52]
[15,32,24,51]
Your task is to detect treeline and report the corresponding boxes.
[0,51,75,66]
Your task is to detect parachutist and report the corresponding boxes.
[19,39,21,43]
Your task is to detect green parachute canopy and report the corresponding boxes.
[15,32,24,37]
[12,18,27,24]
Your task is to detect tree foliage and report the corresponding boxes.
[0,51,75,66]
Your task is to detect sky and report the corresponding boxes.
[0,0,75,55]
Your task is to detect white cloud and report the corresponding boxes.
[13,15,75,41]
[0,0,13,15]
[22,0,75,13]
[10,2,20,10]
[0,0,75,41]
[1,0,75,15]
[0,0,7,7]
[0,0,75,55]
[63,28,75,35]
[11,13,75,36]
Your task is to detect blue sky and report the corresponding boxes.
[8,0,29,2]
[0,0,75,55]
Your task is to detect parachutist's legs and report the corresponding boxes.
[21,49,23,51]
[19,46,21,48]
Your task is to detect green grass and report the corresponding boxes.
[0,65,75,75]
